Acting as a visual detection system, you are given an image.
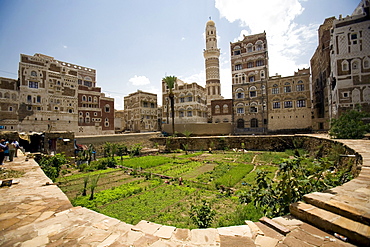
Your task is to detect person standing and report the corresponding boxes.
[13,140,19,157]
[8,140,16,162]
[0,139,8,165]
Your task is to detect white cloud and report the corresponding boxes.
[181,37,186,41]
[129,75,151,86]
[63,45,68,49]
[215,0,317,76]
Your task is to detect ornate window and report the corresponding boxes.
[250,106,258,113]
[256,60,264,66]
[273,101,280,109]
[297,80,304,91]
[297,100,306,108]
[235,64,242,70]
[272,84,279,94]
[284,101,293,108]
[29,81,38,88]
[284,82,291,93]
[31,71,37,77]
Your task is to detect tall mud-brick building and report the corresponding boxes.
[0,53,114,135]
[230,32,269,134]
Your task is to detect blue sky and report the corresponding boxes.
[0,0,359,109]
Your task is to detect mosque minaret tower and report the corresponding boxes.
[203,19,223,118]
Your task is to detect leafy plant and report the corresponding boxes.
[89,174,101,200]
[329,107,370,139]
[190,200,216,228]
[38,153,68,181]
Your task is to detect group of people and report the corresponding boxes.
[0,139,20,165]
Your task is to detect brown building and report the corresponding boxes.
[230,32,269,134]
[0,77,19,131]
[310,17,336,131]
[267,68,312,133]
[211,99,233,124]
[124,90,158,132]
[0,53,114,135]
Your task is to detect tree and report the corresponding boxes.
[162,76,177,135]
[329,108,370,139]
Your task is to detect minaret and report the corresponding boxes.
[203,19,222,110]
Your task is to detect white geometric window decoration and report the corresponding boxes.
[342,60,349,71]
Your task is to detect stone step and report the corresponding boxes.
[304,192,370,226]
[290,201,370,246]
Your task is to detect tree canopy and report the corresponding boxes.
[329,108,370,139]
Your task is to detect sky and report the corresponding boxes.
[0,0,359,109]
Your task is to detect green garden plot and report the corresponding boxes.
[54,147,353,229]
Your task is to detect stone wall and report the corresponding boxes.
[76,132,160,150]
[162,123,233,136]
[150,135,360,173]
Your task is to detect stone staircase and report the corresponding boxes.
[290,140,370,246]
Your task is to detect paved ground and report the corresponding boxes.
[0,135,367,246]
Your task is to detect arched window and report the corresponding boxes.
[82,95,87,101]
[237,119,244,128]
[342,60,349,71]
[235,88,244,99]
[297,80,304,91]
[236,103,244,114]
[27,95,32,103]
[105,104,110,113]
[223,104,229,113]
[249,86,257,97]
[94,96,98,103]
[284,82,291,93]
[251,118,258,128]
[88,96,92,102]
[215,105,220,113]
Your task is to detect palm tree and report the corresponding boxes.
[163,76,177,135]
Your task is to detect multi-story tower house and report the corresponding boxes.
[18,53,79,133]
[267,68,312,132]
[230,32,269,134]
[310,17,336,131]
[3,53,114,135]
[329,0,370,118]
[203,19,223,121]
[162,79,207,125]
[124,90,158,132]
[0,77,19,131]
